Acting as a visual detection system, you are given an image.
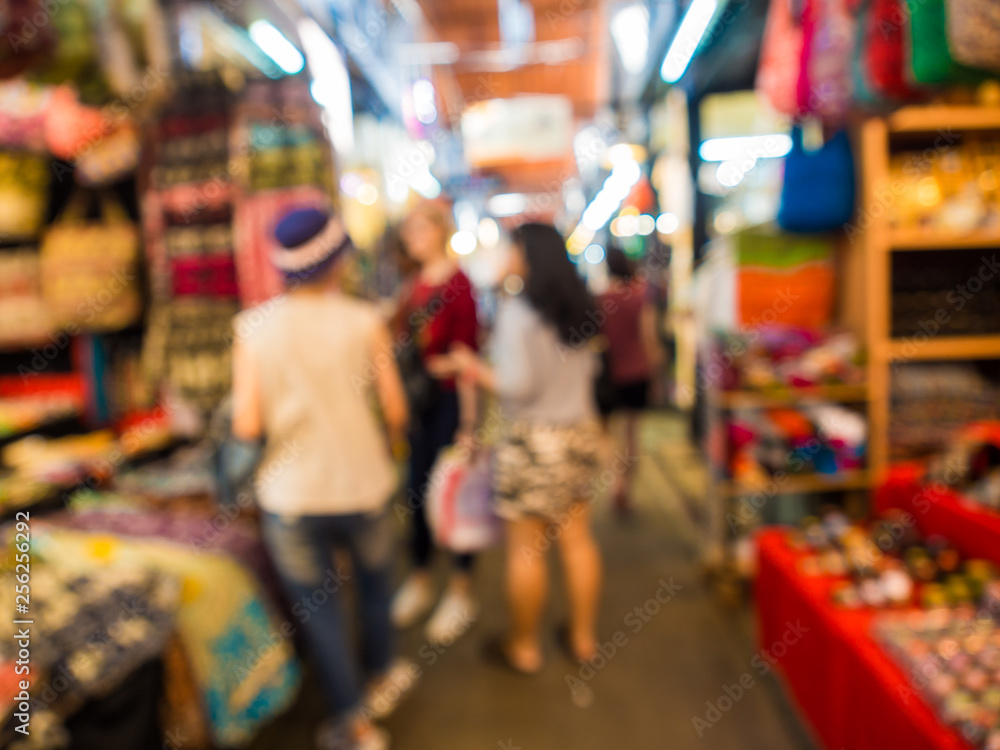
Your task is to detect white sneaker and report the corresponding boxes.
[364,658,420,721]
[391,575,434,628]
[424,590,479,646]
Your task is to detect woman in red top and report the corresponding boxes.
[599,247,664,514]
[392,198,480,645]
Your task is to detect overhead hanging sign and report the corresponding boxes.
[461,95,574,168]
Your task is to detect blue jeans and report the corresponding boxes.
[261,509,394,721]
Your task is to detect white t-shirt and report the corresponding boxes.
[492,295,598,425]
[235,292,397,516]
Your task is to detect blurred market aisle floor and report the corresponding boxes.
[249,412,815,750]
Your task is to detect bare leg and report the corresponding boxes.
[504,517,549,671]
[557,503,602,660]
[616,411,639,513]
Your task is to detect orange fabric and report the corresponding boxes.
[738,264,834,329]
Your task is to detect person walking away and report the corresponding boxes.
[598,247,664,515]
[231,207,411,750]
[392,198,481,644]
[441,222,603,673]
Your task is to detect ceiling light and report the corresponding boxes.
[660,0,718,83]
[584,244,606,264]
[339,173,362,197]
[611,4,650,75]
[698,134,793,162]
[488,193,529,217]
[356,184,378,205]
[478,217,500,248]
[716,160,747,188]
[249,20,305,75]
[607,143,638,168]
[411,171,442,199]
[656,213,680,234]
[450,230,477,255]
[298,19,353,154]
[412,78,438,125]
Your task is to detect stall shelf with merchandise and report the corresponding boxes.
[858,105,1000,480]
[699,327,869,577]
[757,461,1000,750]
[756,529,973,750]
[721,468,871,498]
[876,463,1000,563]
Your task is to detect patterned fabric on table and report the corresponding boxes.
[0,560,178,735]
[113,444,217,501]
[34,527,300,747]
[53,505,283,609]
[494,418,603,522]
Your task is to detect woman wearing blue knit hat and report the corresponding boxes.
[231,206,411,750]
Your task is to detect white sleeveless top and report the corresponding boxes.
[235,292,397,516]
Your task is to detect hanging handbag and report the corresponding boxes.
[39,191,143,332]
[864,0,926,100]
[946,0,1000,72]
[777,126,856,232]
[75,118,141,187]
[757,0,804,116]
[0,151,49,241]
[908,0,984,83]
[426,447,502,553]
[796,0,855,122]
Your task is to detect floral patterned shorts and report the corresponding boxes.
[494,418,603,523]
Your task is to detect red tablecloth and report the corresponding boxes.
[756,529,972,750]
[876,465,1000,567]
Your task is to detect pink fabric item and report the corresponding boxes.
[757,0,805,116]
[232,186,331,308]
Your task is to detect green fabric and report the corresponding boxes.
[907,0,984,84]
[736,228,832,269]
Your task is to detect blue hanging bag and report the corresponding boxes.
[777,126,856,232]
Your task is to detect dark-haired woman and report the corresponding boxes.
[439,223,603,673]
[598,247,664,514]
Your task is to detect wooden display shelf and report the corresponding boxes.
[862,107,1000,479]
[889,228,1000,251]
[719,384,868,409]
[888,105,1000,134]
[721,469,870,498]
[885,334,1000,361]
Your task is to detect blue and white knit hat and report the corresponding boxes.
[272,207,353,282]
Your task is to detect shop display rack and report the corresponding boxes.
[702,377,870,580]
[859,105,1000,481]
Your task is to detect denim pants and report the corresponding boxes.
[261,509,394,720]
